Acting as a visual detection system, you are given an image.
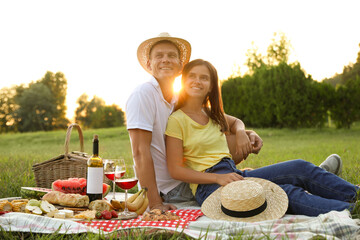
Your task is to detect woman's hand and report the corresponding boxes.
[215,172,244,186]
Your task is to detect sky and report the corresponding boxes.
[1,0,360,120]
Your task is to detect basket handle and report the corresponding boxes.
[64,123,84,160]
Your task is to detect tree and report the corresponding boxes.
[245,42,265,74]
[222,33,330,128]
[0,87,17,132]
[38,71,68,128]
[322,74,341,87]
[75,94,125,129]
[321,43,360,128]
[266,32,291,66]
[323,43,360,86]
[6,71,69,132]
[331,76,360,128]
[245,32,292,74]
[13,82,58,132]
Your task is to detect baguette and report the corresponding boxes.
[42,191,89,207]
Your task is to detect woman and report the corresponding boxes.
[165,59,359,216]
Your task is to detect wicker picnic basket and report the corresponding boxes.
[32,123,90,189]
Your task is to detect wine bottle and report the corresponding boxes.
[86,134,103,202]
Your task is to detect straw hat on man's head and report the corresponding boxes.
[137,32,191,74]
[201,177,288,222]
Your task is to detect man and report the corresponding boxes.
[125,32,342,211]
[126,33,262,211]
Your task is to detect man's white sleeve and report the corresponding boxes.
[126,90,155,132]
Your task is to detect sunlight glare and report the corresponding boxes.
[173,75,182,93]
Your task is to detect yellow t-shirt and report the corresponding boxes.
[165,109,231,195]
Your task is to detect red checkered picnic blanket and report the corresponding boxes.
[77,209,203,232]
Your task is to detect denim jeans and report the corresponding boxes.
[195,158,359,216]
[161,182,195,203]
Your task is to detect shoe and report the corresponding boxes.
[319,154,343,176]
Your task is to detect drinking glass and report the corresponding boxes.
[116,165,138,219]
[104,159,126,200]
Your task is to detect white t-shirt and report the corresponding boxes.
[125,76,181,194]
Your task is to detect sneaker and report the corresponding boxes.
[319,154,343,176]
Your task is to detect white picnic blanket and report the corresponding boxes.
[185,210,360,239]
[1,206,360,239]
[174,201,360,239]
[0,212,96,234]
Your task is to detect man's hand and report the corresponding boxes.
[246,130,263,154]
[227,130,263,165]
[235,129,252,160]
[150,202,177,211]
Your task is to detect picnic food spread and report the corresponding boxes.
[0,178,181,222]
[1,132,182,225]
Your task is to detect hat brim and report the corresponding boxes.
[201,177,288,222]
[137,36,191,74]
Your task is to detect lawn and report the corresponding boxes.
[1,124,360,239]
[1,125,360,198]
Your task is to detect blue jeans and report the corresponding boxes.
[161,182,195,203]
[195,158,359,216]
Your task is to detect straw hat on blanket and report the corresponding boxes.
[137,32,191,74]
[201,177,288,222]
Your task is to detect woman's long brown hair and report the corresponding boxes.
[175,59,229,133]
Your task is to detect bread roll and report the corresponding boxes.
[42,191,89,207]
[11,201,27,212]
[88,200,113,212]
[0,200,12,211]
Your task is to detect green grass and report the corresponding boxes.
[0,227,193,239]
[1,125,360,239]
[242,126,360,184]
[1,125,360,198]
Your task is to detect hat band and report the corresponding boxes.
[221,200,267,218]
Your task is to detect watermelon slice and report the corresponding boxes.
[52,178,110,196]
[20,187,51,200]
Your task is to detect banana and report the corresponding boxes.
[135,191,148,215]
[110,199,125,211]
[126,188,145,211]
[110,188,147,212]
[126,188,144,203]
